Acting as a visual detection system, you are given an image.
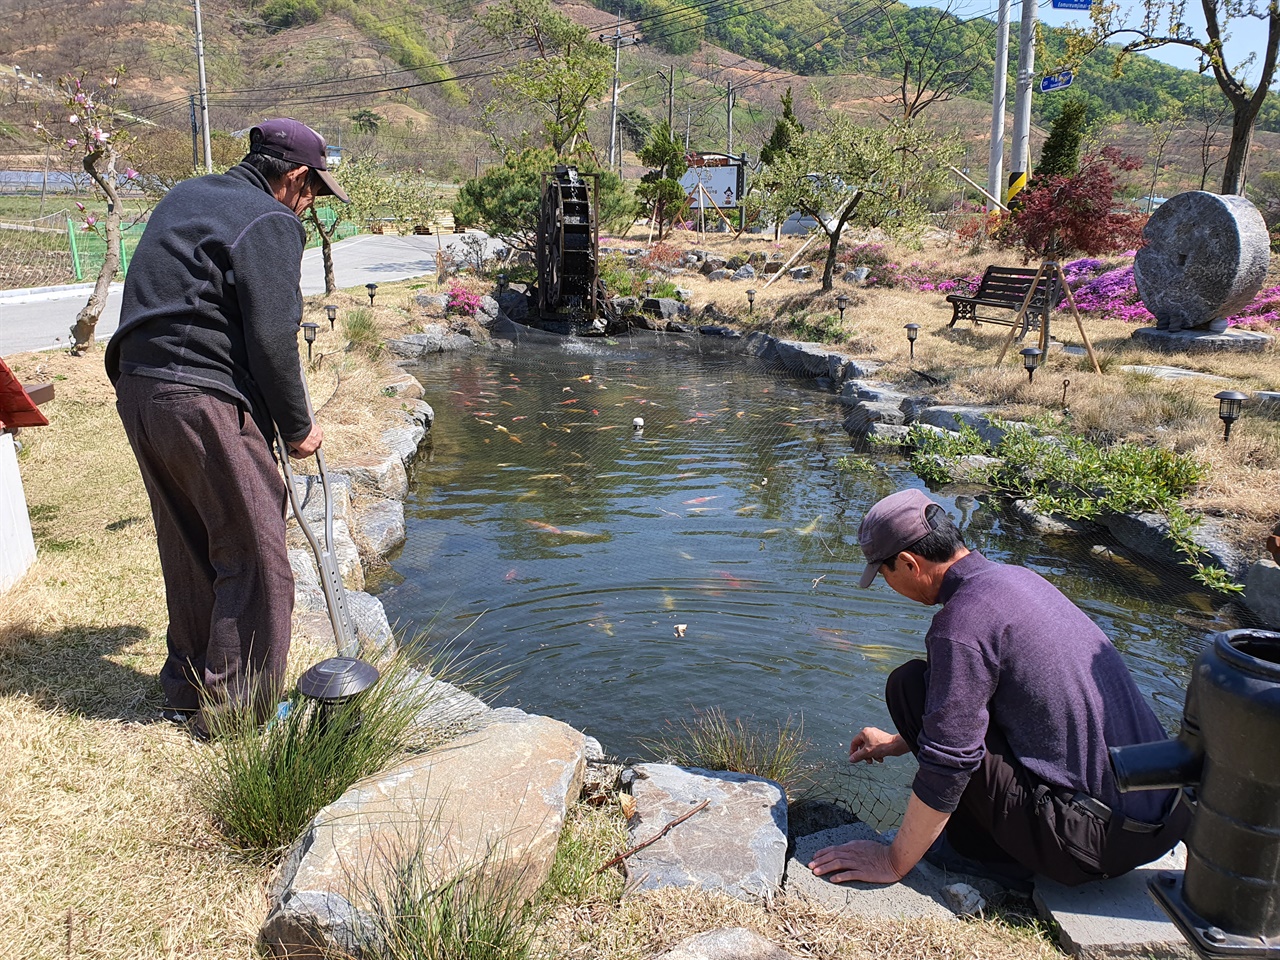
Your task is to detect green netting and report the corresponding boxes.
[0,212,75,290]
[69,220,146,282]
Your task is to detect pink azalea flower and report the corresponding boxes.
[125,168,138,180]
[68,113,79,124]
[65,138,78,148]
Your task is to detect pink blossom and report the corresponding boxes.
[89,126,108,143]
[125,167,138,180]
[65,138,78,148]
[68,113,79,124]
[75,201,86,211]
[74,93,86,104]
[82,215,98,230]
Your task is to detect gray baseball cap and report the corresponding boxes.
[249,118,350,203]
[857,488,937,587]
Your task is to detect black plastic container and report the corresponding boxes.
[1109,628,1280,957]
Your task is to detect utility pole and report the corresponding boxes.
[987,0,1011,212]
[193,0,213,173]
[600,15,638,174]
[726,80,735,155]
[1008,0,1038,206]
[667,64,675,133]
[685,105,692,151]
[189,95,199,171]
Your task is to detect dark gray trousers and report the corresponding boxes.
[115,373,293,725]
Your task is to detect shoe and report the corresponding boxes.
[158,705,196,725]
[923,835,1034,894]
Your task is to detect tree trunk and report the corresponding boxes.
[322,235,336,295]
[1220,110,1257,195]
[819,193,862,292]
[70,148,121,354]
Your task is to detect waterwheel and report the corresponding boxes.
[536,165,600,323]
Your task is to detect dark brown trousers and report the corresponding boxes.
[887,659,1189,885]
[115,374,293,725]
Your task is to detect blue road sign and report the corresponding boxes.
[1051,0,1093,8]
[1039,69,1075,93]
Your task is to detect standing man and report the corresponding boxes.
[810,489,1189,887]
[106,118,349,738]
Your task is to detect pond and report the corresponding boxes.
[377,336,1236,820]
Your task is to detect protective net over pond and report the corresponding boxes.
[376,338,1246,829]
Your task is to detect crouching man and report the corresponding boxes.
[810,489,1188,887]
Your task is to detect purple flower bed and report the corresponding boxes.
[1059,256,1280,328]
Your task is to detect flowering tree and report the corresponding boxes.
[1002,148,1147,261]
[35,70,136,354]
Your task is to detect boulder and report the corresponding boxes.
[1245,558,1280,629]
[842,401,906,437]
[624,763,787,904]
[657,928,797,960]
[413,293,450,313]
[701,257,728,275]
[381,424,426,465]
[289,473,353,527]
[788,266,813,281]
[260,710,586,957]
[386,327,474,358]
[342,451,409,502]
[916,405,1009,447]
[380,372,424,400]
[732,265,757,281]
[353,498,406,559]
[707,269,730,282]
[1008,499,1098,537]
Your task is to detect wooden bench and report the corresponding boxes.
[946,265,1061,340]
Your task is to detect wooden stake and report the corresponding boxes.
[595,799,710,874]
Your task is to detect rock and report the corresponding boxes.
[843,401,906,437]
[496,290,528,322]
[840,381,908,408]
[288,473,353,527]
[707,269,730,281]
[1135,191,1270,332]
[381,372,424,400]
[698,325,742,340]
[630,314,664,331]
[625,764,787,904]
[725,256,746,271]
[353,498,405,558]
[787,825,961,920]
[657,928,798,960]
[396,667,491,731]
[1129,326,1274,352]
[667,321,696,334]
[918,453,1000,484]
[647,297,686,320]
[759,339,845,380]
[289,548,320,591]
[475,295,499,325]
[347,590,393,647]
[612,295,641,316]
[1103,512,1249,583]
[942,882,987,916]
[413,293,450,312]
[1245,558,1280,629]
[846,266,871,283]
[343,451,409,501]
[916,405,1010,447]
[1008,500,1098,537]
[788,266,813,280]
[260,711,586,957]
[701,257,728,274]
[1034,845,1193,959]
[732,265,757,281]
[864,422,914,444]
[381,424,425,465]
[386,327,474,358]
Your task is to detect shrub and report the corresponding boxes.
[447,284,483,318]
[639,242,683,269]
[342,307,382,354]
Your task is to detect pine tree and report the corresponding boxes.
[1034,100,1088,179]
[760,88,804,166]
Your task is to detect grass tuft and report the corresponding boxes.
[644,706,811,794]
[193,646,481,862]
[342,307,383,355]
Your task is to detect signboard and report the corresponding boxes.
[1039,69,1074,93]
[679,154,745,210]
[1050,0,1093,9]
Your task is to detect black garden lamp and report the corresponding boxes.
[301,321,318,362]
[497,273,508,296]
[836,293,849,323]
[324,304,337,331]
[746,288,756,314]
[1020,346,1042,383]
[1214,390,1248,442]
[905,322,920,359]
[644,279,655,299]
[297,656,381,740]
[366,282,378,306]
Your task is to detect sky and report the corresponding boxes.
[905,0,1273,85]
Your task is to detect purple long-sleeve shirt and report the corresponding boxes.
[913,552,1173,824]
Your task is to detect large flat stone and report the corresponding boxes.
[916,405,1011,447]
[1130,326,1273,353]
[260,709,586,957]
[626,764,787,903]
[1033,844,1193,959]
[657,928,797,960]
[353,498,405,559]
[788,825,968,920]
[1245,558,1280,629]
[842,400,906,437]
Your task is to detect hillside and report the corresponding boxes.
[0,0,1275,195]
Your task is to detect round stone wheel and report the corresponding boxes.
[1134,191,1270,332]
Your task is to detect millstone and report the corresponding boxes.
[1133,191,1269,332]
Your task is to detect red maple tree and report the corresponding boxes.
[1002,147,1148,260]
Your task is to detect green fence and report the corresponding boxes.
[67,220,146,282]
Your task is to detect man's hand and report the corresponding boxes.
[849,726,909,764]
[808,839,905,885]
[288,423,323,458]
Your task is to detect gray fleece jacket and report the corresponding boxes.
[105,162,312,444]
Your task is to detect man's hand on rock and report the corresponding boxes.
[808,839,905,885]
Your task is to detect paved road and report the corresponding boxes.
[0,232,498,356]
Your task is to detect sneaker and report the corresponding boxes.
[158,705,196,725]
[923,835,1034,894]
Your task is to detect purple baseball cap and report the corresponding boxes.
[857,489,937,587]
[249,118,350,203]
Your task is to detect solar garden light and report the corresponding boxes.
[366,282,377,306]
[746,288,756,314]
[1214,390,1248,442]
[1020,346,1042,383]
[1062,378,1071,410]
[301,321,318,362]
[836,293,849,323]
[905,322,920,359]
[497,273,508,296]
[644,279,654,299]
[324,304,337,331]
[297,656,380,740]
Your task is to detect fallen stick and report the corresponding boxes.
[595,799,710,874]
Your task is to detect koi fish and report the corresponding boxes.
[525,520,562,534]
[683,496,720,505]
[794,515,823,535]
[686,507,720,514]
[516,490,539,501]
[504,568,519,582]
[512,416,527,421]
[715,570,743,588]
[735,505,760,514]
[529,473,568,481]
[559,399,579,405]
[678,551,695,560]
[576,375,593,381]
